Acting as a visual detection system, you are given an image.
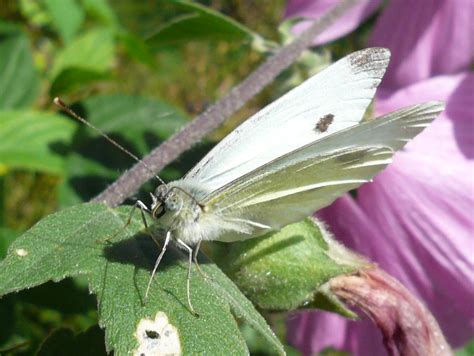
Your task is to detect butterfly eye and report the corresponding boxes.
[152,203,165,219]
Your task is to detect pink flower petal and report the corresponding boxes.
[369,0,474,89]
[287,73,474,354]
[359,74,474,345]
[284,0,381,45]
[355,163,474,347]
[287,308,387,355]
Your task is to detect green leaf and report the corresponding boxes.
[0,111,75,174]
[79,95,188,153]
[0,203,284,355]
[44,0,85,43]
[51,28,114,76]
[241,320,301,356]
[117,31,155,67]
[456,339,474,356]
[50,29,115,94]
[57,151,119,207]
[0,31,40,109]
[50,68,112,97]
[19,0,51,27]
[0,21,24,36]
[81,0,118,27]
[216,218,361,314]
[57,95,189,206]
[147,0,261,49]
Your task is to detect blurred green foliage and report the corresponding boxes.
[0,1,298,354]
[0,1,373,354]
[0,0,291,230]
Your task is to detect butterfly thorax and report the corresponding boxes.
[149,181,213,245]
[149,179,261,245]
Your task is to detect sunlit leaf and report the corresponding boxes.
[117,31,155,67]
[81,0,118,26]
[0,30,40,109]
[50,68,112,97]
[18,0,51,27]
[0,203,285,354]
[0,111,75,174]
[147,0,261,48]
[50,29,115,94]
[44,0,85,43]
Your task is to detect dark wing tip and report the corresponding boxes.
[348,47,391,76]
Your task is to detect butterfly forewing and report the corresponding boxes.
[185,48,391,192]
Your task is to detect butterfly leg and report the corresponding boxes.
[176,238,199,316]
[193,240,212,281]
[135,201,161,249]
[104,200,157,246]
[145,230,172,300]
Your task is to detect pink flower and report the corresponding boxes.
[369,0,474,89]
[285,0,474,354]
[284,0,380,45]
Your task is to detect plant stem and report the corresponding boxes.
[93,0,359,207]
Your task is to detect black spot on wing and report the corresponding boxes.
[315,114,334,133]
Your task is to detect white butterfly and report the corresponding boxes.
[56,47,444,314]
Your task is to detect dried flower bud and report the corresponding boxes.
[329,267,452,356]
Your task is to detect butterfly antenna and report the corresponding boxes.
[53,97,165,185]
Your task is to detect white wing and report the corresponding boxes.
[201,102,444,242]
[186,48,391,191]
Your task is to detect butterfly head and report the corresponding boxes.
[150,184,184,220]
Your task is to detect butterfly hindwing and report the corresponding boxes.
[203,102,444,242]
